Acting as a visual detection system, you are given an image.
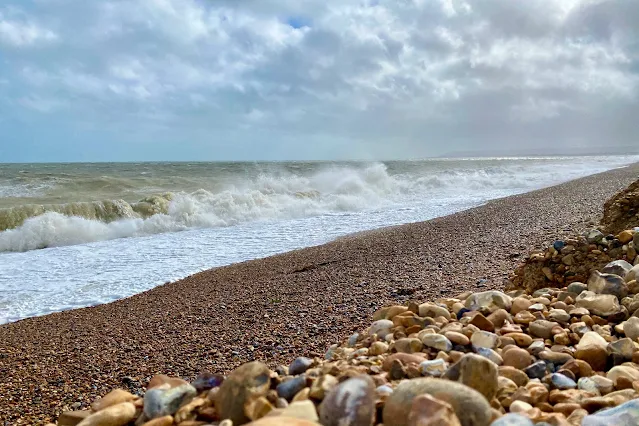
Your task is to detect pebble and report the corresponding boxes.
[529,320,559,339]
[141,416,174,426]
[143,384,196,419]
[309,374,338,400]
[510,400,533,413]
[538,350,573,365]
[277,375,307,401]
[445,331,470,346]
[607,366,639,384]
[420,359,448,377]
[487,309,511,328]
[490,413,534,426]
[575,331,609,371]
[527,340,546,355]
[347,333,360,347]
[419,302,451,320]
[369,341,389,355]
[551,373,577,390]
[548,309,571,323]
[407,394,462,426]
[465,291,512,313]
[76,403,136,426]
[582,398,639,425]
[369,320,394,338]
[445,353,498,400]
[191,373,224,393]
[214,362,271,424]
[394,338,423,354]
[421,334,453,352]
[590,376,615,394]
[90,389,136,412]
[471,331,500,350]
[475,347,503,365]
[469,312,495,332]
[608,337,635,360]
[618,231,635,244]
[511,298,532,315]
[503,333,533,347]
[502,347,533,370]
[524,361,549,379]
[588,271,629,299]
[289,357,313,376]
[499,366,529,387]
[383,378,492,426]
[624,317,639,340]
[628,264,639,282]
[602,260,634,278]
[382,353,427,371]
[319,376,375,426]
[567,282,588,295]
[586,229,604,244]
[576,291,621,317]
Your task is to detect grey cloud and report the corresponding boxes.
[1,0,638,161]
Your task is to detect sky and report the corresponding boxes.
[0,0,638,162]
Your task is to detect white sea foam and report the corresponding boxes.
[0,158,637,253]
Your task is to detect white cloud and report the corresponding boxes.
[1,0,638,159]
[0,9,57,47]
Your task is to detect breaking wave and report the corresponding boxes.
[0,158,635,252]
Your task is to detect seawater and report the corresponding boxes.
[0,157,637,323]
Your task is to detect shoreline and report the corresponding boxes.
[2,163,639,423]
[1,162,633,325]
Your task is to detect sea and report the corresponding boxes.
[1,156,638,324]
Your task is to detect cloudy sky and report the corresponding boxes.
[0,0,637,162]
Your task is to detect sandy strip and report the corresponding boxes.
[1,163,639,423]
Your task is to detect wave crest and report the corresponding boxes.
[0,164,401,252]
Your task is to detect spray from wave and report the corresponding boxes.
[0,158,636,253]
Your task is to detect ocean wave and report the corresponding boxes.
[0,164,401,251]
[0,158,636,252]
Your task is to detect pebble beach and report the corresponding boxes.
[2,163,639,425]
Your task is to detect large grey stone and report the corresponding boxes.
[602,260,634,278]
[576,291,621,317]
[588,271,628,299]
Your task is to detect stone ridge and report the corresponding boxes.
[602,178,639,234]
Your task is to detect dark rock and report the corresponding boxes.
[277,375,307,401]
[524,361,549,379]
[191,372,224,393]
[288,357,313,376]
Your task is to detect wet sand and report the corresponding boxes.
[1,163,638,423]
